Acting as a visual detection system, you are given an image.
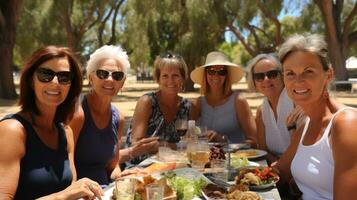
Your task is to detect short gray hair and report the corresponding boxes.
[86,45,130,78]
[278,34,330,71]
[246,53,282,91]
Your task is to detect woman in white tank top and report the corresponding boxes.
[246,54,305,164]
[273,34,357,200]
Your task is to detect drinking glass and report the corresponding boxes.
[146,183,164,200]
[115,178,136,200]
[175,118,188,151]
[189,142,210,170]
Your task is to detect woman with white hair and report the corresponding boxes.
[69,45,128,186]
[190,51,256,145]
[274,34,357,199]
[246,53,304,164]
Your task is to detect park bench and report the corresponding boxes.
[332,78,357,93]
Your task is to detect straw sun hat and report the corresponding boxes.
[190,51,244,85]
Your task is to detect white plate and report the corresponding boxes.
[228,143,250,150]
[232,149,267,159]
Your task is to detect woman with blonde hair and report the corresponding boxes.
[125,52,190,165]
[191,51,256,145]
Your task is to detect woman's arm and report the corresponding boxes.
[108,110,125,180]
[255,106,279,163]
[331,109,357,199]
[68,104,85,146]
[130,95,159,154]
[273,126,302,182]
[64,125,77,182]
[235,95,257,146]
[0,119,26,199]
[189,97,201,121]
[119,137,159,164]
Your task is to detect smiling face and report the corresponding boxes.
[282,51,333,106]
[89,58,126,97]
[33,57,71,107]
[158,66,184,95]
[253,59,284,98]
[205,65,227,91]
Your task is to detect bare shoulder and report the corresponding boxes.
[333,108,357,131]
[0,118,27,157]
[134,94,153,113]
[234,92,249,106]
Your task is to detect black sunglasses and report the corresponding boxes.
[96,69,124,81]
[36,67,73,85]
[159,52,182,59]
[206,68,228,76]
[253,69,280,82]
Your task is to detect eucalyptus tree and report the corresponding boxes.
[0,0,21,99]
[123,0,227,90]
[313,0,357,80]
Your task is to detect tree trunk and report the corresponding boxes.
[315,0,348,81]
[0,0,20,99]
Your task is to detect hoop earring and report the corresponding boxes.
[323,87,329,99]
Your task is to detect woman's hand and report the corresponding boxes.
[206,130,226,143]
[286,106,304,131]
[52,178,103,200]
[131,137,160,157]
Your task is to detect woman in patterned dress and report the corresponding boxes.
[125,52,190,166]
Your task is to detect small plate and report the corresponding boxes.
[228,143,250,150]
[236,166,280,191]
[232,149,267,159]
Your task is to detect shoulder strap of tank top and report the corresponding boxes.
[323,107,355,137]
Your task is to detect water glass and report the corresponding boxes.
[211,159,228,182]
[189,142,210,170]
[146,183,164,200]
[115,178,136,200]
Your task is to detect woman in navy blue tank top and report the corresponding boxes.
[0,46,103,199]
[69,45,128,186]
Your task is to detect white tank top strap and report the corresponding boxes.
[300,107,355,144]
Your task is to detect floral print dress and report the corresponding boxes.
[125,92,190,166]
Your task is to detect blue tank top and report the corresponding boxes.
[74,96,120,185]
[199,91,246,143]
[0,114,72,200]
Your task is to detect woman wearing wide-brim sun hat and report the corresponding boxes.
[190,51,257,146]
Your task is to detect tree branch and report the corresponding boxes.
[342,2,357,49]
[227,19,256,56]
[256,0,282,45]
[109,0,125,44]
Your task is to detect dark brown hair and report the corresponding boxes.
[19,46,83,123]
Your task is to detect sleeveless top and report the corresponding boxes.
[74,96,120,185]
[291,107,353,200]
[0,114,72,200]
[198,91,245,143]
[125,92,190,165]
[262,89,294,155]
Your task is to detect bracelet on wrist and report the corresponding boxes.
[287,124,297,131]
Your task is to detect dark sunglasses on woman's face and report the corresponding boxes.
[253,69,280,82]
[206,68,228,76]
[36,67,73,85]
[96,69,124,81]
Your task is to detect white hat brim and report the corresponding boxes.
[190,64,245,85]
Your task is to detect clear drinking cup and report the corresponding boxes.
[210,159,229,182]
[115,178,136,200]
[146,183,164,200]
